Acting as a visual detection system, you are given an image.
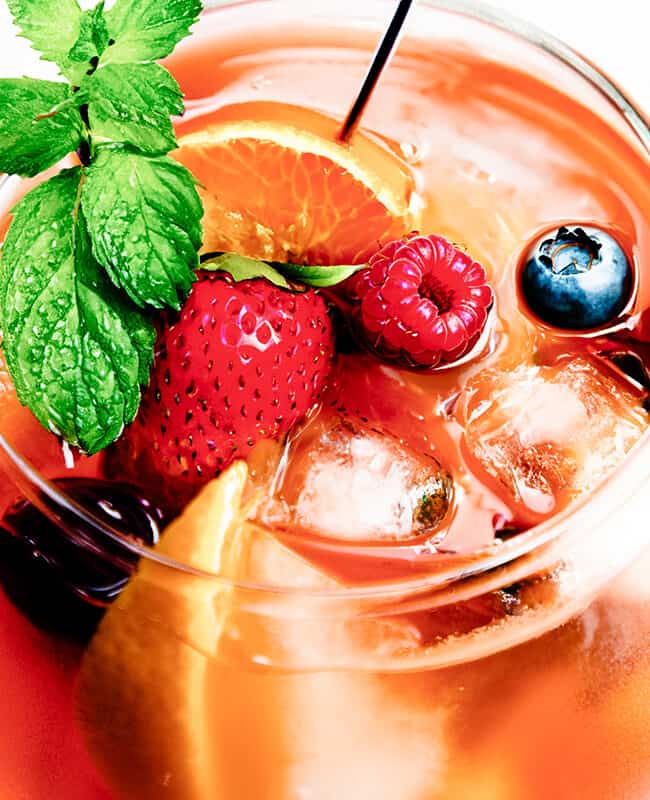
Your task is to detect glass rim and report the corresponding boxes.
[1,0,649,599]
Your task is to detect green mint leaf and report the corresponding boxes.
[0,79,83,177]
[6,0,81,69]
[201,253,290,289]
[103,0,202,64]
[81,148,202,310]
[0,168,156,455]
[84,63,183,153]
[269,261,366,288]
[68,3,110,64]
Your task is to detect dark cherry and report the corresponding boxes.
[0,478,167,642]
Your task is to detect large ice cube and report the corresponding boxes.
[461,357,646,519]
[266,412,452,542]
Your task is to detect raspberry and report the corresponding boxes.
[347,234,493,369]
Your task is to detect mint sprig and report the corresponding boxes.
[82,149,202,309]
[7,0,82,71]
[67,3,110,73]
[103,0,202,63]
[83,63,184,153]
[8,0,110,85]
[0,78,84,176]
[0,169,156,453]
[0,0,203,454]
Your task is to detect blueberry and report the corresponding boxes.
[0,479,167,642]
[521,225,632,329]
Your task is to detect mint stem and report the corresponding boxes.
[77,142,91,167]
[77,104,92,166]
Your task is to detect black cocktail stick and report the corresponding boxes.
[337,0,415,143]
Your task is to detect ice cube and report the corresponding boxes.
[461,357,646,520]
[266,412,452,542]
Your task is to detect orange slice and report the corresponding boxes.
[76,462,430,800]
[77,462,251,800]
[77,461,341,799]
[174,101,417,264]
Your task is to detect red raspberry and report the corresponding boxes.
[347,234,493,369]
[117,271,335,505]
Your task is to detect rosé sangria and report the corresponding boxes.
[0,1,649,799]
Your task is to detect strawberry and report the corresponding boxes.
[117,270,335,505]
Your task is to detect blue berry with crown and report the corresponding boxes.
[521,225,632,329]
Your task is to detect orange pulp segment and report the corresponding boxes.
[174,101,417,264]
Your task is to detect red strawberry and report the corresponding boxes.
[118,270,335,504]
[346,233,493,369]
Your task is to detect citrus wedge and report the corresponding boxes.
[77,462,251,800]
[77,460,339,800]
[77,460,442,799]
[174,101,416,264]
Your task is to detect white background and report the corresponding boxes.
[0,1,648,111]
